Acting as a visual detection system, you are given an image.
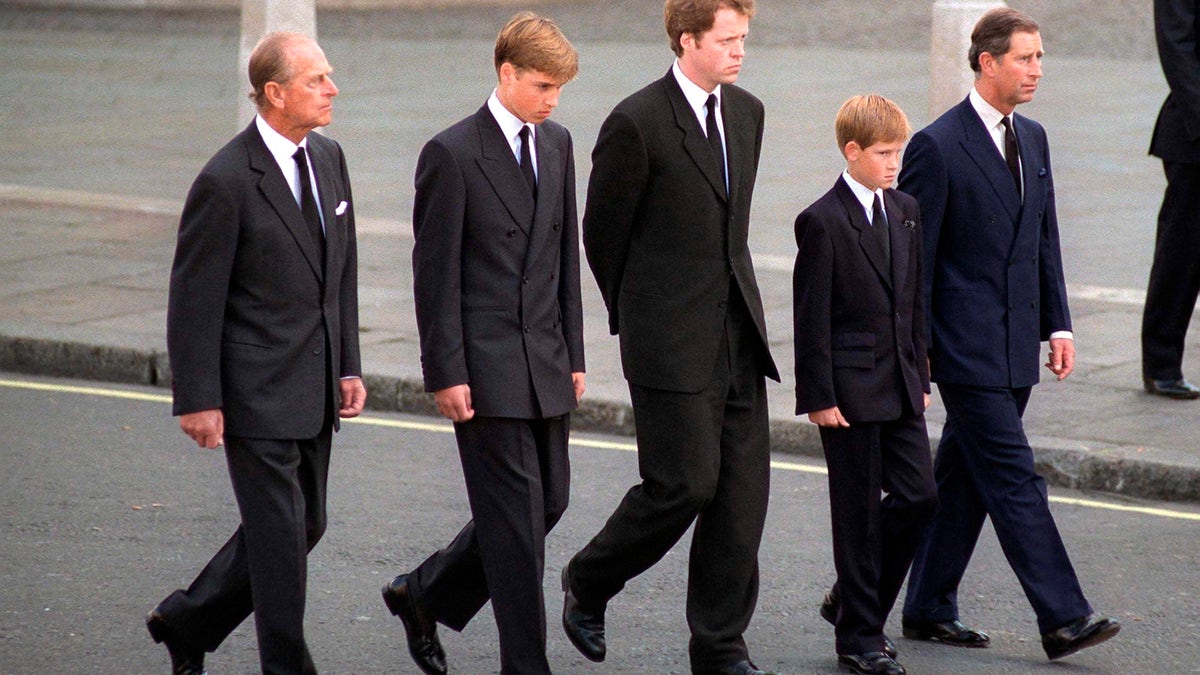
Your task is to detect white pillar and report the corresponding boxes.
[929,0,1005,119]
[237,0,318,127]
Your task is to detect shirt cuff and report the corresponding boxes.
[1049,330,1073,341]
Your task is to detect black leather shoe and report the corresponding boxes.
[820,589,898,658]
[901,616,990,647]
[561,566,606,662]
[1144,378,1200,399]
[704,660,775,675]
[838,652,905,675]
[381,574,447,675]
[145,609,206,675]
[1042,613,1120,660]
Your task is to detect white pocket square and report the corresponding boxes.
[335,201,348,216]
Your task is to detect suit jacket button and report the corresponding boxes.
[313,347,322,355]
[718,300,727,308]
[523,275,529,284]
[507,228,517,237]
[553,222,561,231]
[524,324,531,333]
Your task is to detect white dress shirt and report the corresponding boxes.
[842,171,887,225]
[255,115,324,231]
[487,92,537,180]
[672,59,727,180]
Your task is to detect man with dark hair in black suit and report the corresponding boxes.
[561,1,778,673]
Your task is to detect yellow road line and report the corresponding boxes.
[5,377,1199,521]
[0,377,173,403]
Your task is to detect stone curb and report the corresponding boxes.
[3,333,1197,503]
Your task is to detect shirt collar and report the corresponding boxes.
[969,86,1008,132]
[842,170,884,217]
[672,59,720,118]
[487,91,533,145]
[255,114,306,165]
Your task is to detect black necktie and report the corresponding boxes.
[705,94,727,196]
[519,125,537,199]
[1001,115,1021,197]
[293,147,325,263]
[871,193,891,269]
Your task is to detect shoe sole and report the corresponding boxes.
[901,628,990,648]
[1046,622,1121,660]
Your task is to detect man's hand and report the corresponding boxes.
[339,377,367,418]
[923,392,931,410]
[808,406,850,428]
[434,384,474,423]
[180,409,224,449]
[1046,337,1076,381]
[572,372,586,402]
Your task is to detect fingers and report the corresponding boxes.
[338,378,368,418]
[179,409,224,449]
[434,385,474,423]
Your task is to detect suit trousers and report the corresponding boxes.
[156,427,331,675]
[411,415,570,675]
[903,384,1091,634]
[820,414,936,655]
[567,293,771,671]
[1142,160,1200,380]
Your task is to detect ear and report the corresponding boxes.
[843,141,861,162]
[978,50,998,76]
[681,31,696,52]
[263,81,286,109]
[499,61,516,85]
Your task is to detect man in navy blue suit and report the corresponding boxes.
[897,8,1120,662]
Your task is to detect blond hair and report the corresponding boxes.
[494,12,579,82]
[835,94,911,152]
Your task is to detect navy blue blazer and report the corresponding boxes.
[899,96,1071,389]
[793,177,929,422]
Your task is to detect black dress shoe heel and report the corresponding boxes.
[145,609,206,675]
[838,652,905,675]
[821,588,898,658]
[1042,613,1121,660]
[561,566,606,662]
[381,574,447,675]
[900,616,990,647]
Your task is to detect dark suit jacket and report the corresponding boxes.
[167,121,361,439]
[1150,0,1200,164]
[582,70,779,393]
[411,105,585,419]
[899,97,1070,389]
[793,177,928,422]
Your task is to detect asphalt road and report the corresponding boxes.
[1,373,1198,673]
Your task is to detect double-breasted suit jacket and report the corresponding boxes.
[793,177,928,422]
[168,121,361,437]
[899,96,1093,633]
[412,105,585,418]
[583,70,779,391]
[902,97,1070,388]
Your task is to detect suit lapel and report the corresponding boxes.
[723,92,751,209]
[473,106,536,234]
[245,124,324,281]
[309,134,341,278]
[662,72,728,203]
[883,189,909,293]
[526,127,561,261]
[955,101,1021,221]
[835,177,891,289]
